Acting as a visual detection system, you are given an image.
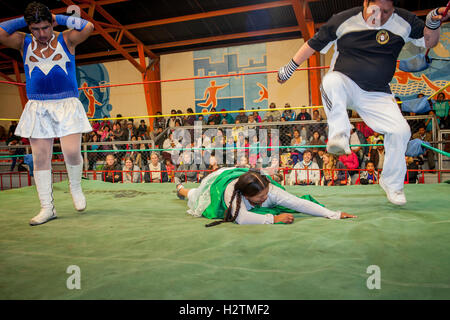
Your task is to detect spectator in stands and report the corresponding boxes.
[162,132,176,159]
[309,130,325,145]
[235,108,248,123]
[405,156,419,184]
[424,110,438,132]
[8,121,17,139]
[98,124,112,142]
[367,131,384,158]
[247,114,259,131]
[350,124,368,167]
[122,156,141,183]
[309,109,327,138]
[137,120,148,137]
[144,152,168,183]
[207,107,221,125]
[125,121,138,141]
[296,107,311,121]
[338,150,359,184]
[237,155,250,168]
[263,156,284,184]
[225,136,236,166]
[152,126,165,148]
[164,158,175,182]
[8,137,25,171]
[290,129,306,164]
[313,148,325,169]
[90,120,100,133]
[220,108,235,124]
[370,141,385,171]
[433,92,449,129]
[358,161,378,185]
[264,102,282,122]
[282,103,296,121]
[236,133,249,160]
[279,117,293,147]
[252,109,262,123]
[166,109,177,128]
[289,149,320,186]
[412,125,435,170]
[112,122,127,157]
[100,116,112,130]
[174,151,200,184]
[321,153,347,186]
[154,111,166,129]
[249,134,259,168]
[87,133,100,170]
[103,154,122,183]
[352,111,374,139]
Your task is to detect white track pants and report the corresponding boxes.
[320,71,411,192]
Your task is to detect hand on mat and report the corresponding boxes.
[340,212,357,219]
[274,213,294,224]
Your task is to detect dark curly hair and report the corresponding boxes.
[24,2,52,26]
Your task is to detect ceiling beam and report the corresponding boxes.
[60,0,146,73]
[0,0,130,22]
[76,26,300,60]
[91,0,292,35]
[88,0,157,59]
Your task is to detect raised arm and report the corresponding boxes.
[53,14,94,50]
[0,17,27,51]
[277,42,316,84]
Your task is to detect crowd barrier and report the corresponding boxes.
[1,168,449,191]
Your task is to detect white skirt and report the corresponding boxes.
[15,97,92,139]
[187,167,237,217]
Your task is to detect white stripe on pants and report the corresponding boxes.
[321,71,411,192]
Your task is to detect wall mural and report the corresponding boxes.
[392,23,450,101]
[194,43,268,116]
[76,63,112,119]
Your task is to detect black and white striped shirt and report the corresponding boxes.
[308,7,426,93]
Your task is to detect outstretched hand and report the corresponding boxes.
[340,212,357,219]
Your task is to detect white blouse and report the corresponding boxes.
[224,179,341,225]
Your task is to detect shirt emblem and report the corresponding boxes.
[376,30,389,45]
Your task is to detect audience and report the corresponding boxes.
[357,161,379,185]
[103,154,123,183]
[321,153,347,186]
[7,104,442,189]
[122,156,142,183]
[412,125,435,170]
[144,152,169,183]
[288,150,320,186]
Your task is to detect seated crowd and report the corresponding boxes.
[3,95,447,185]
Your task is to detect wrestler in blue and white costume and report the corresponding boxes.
[16,32,91,138]
[0,2,94,225]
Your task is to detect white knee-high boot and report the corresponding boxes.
[66,163,86,211]
[30,170,57,226]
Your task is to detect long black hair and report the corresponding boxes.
[205,169,270,227]
[24,2,52,26]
